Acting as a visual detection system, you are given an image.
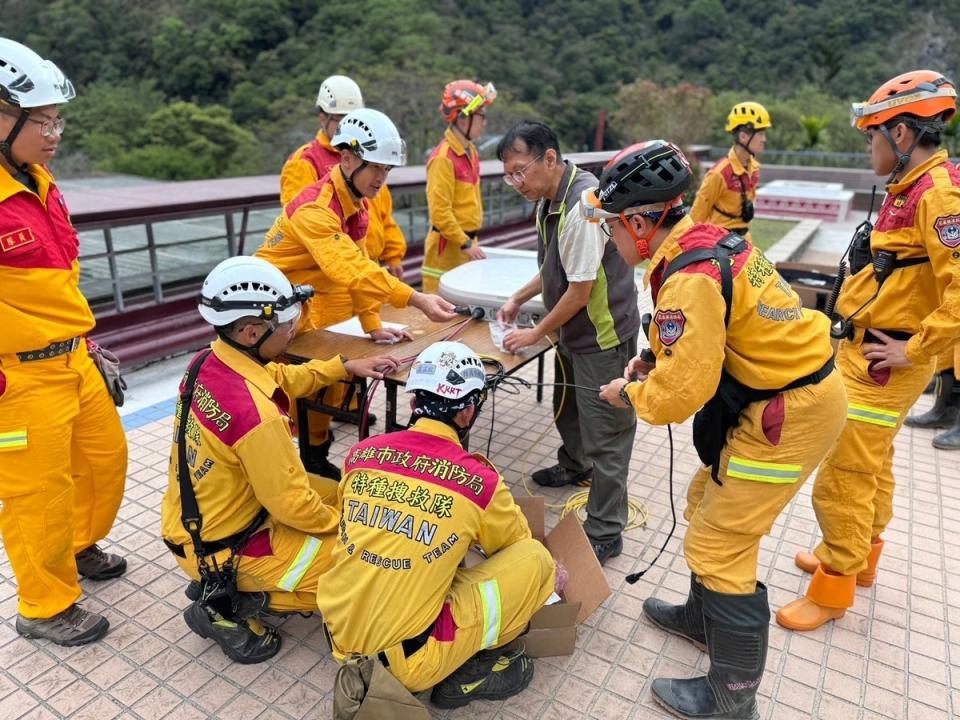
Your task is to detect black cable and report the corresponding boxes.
[625,424,675,584]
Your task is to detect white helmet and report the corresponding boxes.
[0,38,75,108]
[407,341,486,400]
[331,108,407,166]
[198,256,313,327]
[316,75,364,114]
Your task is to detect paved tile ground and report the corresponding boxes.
[1,356,958,720]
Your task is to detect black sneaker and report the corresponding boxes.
[591,536,623,566]
[75,544,127,580]
[531,464,593,488]
[431,648,534,709]
[16,604,109,646]
[183,601,281,664]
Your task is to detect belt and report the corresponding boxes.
[164,508,269,558]
[17,337,81,362]
[857,328,913,343]
[780,355,835,392]
[376,621,434,667]
[431,226,478,239]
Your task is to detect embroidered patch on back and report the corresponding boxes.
[0,227,36,253]
[935,214,960,247]
[654,309,686,346]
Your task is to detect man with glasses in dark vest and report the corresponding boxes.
[495,121,640,565]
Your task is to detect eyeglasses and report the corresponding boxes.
[599,210,655,238]
[502,154,544,187]
[0,107,66,138]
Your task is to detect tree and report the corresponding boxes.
[611,81,714,149]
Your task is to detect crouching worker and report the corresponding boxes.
[592,141,847,720]
[316,341,555,708]
[161,256,398,663]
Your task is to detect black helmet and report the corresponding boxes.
[596,140,692,214]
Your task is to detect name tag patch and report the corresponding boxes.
[0,227,36,253]
[935,214,960,248]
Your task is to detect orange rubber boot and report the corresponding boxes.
[776,565,856,631]
[856,539,885,588]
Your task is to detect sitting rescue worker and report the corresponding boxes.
[690,101,770,242]
[780,71,960,631]
[495,120,640,565]
[161,255,399,663]
[420,80,497,292]
[593,140,846,720]
[316,341,555,708]
[257,108,456,477]
[0,37,128,647]
[905,346,960,449]
[280,74,407,278]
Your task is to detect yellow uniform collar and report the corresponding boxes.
[409,417,464,447]
[317,129,336,153]
[443,127,473,158]
[643,214,696,289]
[330,164,365,217]
[727,147,758,177]
[210,338,280,399]
[887,149,950,195]
[0,163,54,204]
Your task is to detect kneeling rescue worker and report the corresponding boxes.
[593,140,847,719]
[161,256,398,663]
[779,71,960,631]
[316,341,556,708]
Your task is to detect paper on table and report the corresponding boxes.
[324,316,409,338]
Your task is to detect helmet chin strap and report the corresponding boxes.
[217,323,277,364]
[623,208,669,261]
[734,127,757,158]
[878,123,928,185]
[344,158,369,198]
[0,106,30,172]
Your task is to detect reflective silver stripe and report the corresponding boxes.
[847,403,899,428]
[478,579,502,649]
[727,456,803,484]
[277,536,322,592]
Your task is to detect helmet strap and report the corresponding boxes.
[624,208,668,260]
[344,157,368,199]
[0,108,30,172]
[216,321,277,364]
[734,127,757,158]
[879,122,927,185]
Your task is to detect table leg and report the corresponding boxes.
[537,352,545,403]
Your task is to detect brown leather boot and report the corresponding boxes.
[776,565,855,631]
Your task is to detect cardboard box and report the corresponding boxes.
[512,495,612,657]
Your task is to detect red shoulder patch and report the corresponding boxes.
[935,214,960,247]
[285,180,327,219]
[0,227,36,253]
[654,309,686,345]
[188,353,262,447]
[448,147,479,184]
[301,139,339,179]
[874,174,933,232]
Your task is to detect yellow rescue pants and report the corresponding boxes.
[933,346,960,376]
[684,369,847,594]
[812,338,933,575]
[0,343,127,618]
[174,475,338,613]
[380,538,555,693]
[420,229,476,293]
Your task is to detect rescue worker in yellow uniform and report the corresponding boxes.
[280,75,407,278]
[593,141,846,720]
[779,71,960,632]
[317,341,555,709]
[905,346,960,449]
[690,102,771,242]
[277,79,408,476]
[162,256,399,664]
[257,108,456,477]
[0,38,128,647]
[420,80,496,292]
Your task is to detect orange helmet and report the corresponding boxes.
[440,80,497,123]
[851,70,957,130]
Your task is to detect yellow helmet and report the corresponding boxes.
[725,101,772,133]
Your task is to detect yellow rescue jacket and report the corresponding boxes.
[625,215,833,424]
[316,418,532,657]
[161,339,346,546]
[835,150,960,364]
[280,130,406,269]
[690,147,760,231]
[256,165,414,333]
[0,164,95,356]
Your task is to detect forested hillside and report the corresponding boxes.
[3,0,958,179]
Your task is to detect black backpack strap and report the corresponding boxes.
[177,349,212,562]
[661,233,747,326]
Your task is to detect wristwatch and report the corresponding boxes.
[619,382,634,406]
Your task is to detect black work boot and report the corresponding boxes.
[183,600,281,664]
[430,647,534,709]
[933,412,960,450]
[304,433,341,480]
[16,604,110,646]
[651,583,769,720]
[906,371,958,429]
[75,544,127,580]
[531,463,592,488]
[643,573,706,651]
